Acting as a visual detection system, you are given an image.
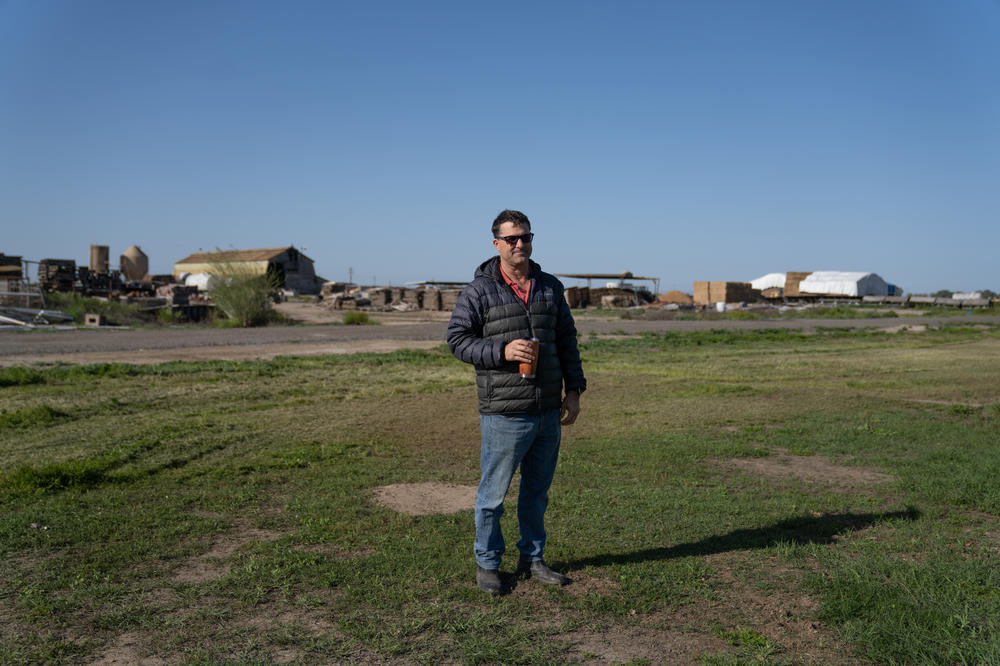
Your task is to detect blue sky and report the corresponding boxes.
[2,1,997,293]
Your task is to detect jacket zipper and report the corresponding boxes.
[501,270,542,411]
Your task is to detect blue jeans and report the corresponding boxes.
[474,409,562,570]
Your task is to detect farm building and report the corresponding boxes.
[750,273,786,290]
[798,271,890,298]
[173,246,324,295]
[752,271,902,299]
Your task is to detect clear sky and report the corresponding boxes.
[2,1,997,293]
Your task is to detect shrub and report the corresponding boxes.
[43,293,152,326]
[0,405,70,429]
[157,307,183,324]
[0,367,46,387]
[208,262,281,327]
[342,311,370,325]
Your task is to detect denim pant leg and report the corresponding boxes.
[516,409,561,560]
[475,413,540,569]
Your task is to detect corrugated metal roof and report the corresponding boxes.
[176,247,294,264]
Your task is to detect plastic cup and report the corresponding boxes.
[520,337,540,379]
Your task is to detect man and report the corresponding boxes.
[447,209,587,595]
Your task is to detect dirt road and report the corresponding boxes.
[1,303,996,366]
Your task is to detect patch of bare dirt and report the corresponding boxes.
[189,509,227,521]
[0,598,22,641]
[880,324,927,334]
[487,573,732,663]
[237,604,339,638]
[84,631,172,666]
[373,482,477,515]
[293,543,377,559]
[562,570,623,598]
[562,623,729,664]
[721,424,783,433]
[558,553,856,664]
[676,551,860,664]
[269,648,301,665]
[725,447,893,491]
[906,398,988,408]
[173,528,283,583]
[506,552,857,664]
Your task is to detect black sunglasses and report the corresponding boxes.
[495,233,534,247]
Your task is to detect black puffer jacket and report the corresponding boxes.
[447,256,586,414]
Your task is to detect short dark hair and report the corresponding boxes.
[492,209,531,237]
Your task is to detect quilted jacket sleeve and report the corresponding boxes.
[554,288,587,394]
[447,282,505,369]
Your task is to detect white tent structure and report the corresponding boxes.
[798,271,888,297]
[750,273,786,290]
[183,272,218,292]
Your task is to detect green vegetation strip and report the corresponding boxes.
[3,326,1000,664]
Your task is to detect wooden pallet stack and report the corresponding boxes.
[439,289,462,311]
[365,288,392,307]
[565,286,590,308]
[421,288,441,311]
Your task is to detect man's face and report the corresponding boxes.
[493,221,533,266]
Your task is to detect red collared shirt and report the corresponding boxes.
[499,265,532,305]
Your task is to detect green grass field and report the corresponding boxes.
[3,324,1000,664]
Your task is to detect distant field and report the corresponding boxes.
[3,324,1000,664]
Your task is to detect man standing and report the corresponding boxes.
[447,209,587,595]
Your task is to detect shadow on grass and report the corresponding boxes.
[2,441,229,496]
[563,507,920,571]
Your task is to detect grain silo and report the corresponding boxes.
[90,245,110,273]
[120,245,149,281]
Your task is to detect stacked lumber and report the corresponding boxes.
[863,295,906,305]
[590,287,638,307]
[692,282,759,305]
[333,295,357,309]
[422,288,441,311]
[693,282,712,305]
[601,294,631,308]
[720,282,756,303]
[332,295,371,309]
[439,289,461,311]
[961,298,991,308]
[320,281,353,298]
[365,288,392,306]
[565,286,590,308]
[783,272,813,297]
